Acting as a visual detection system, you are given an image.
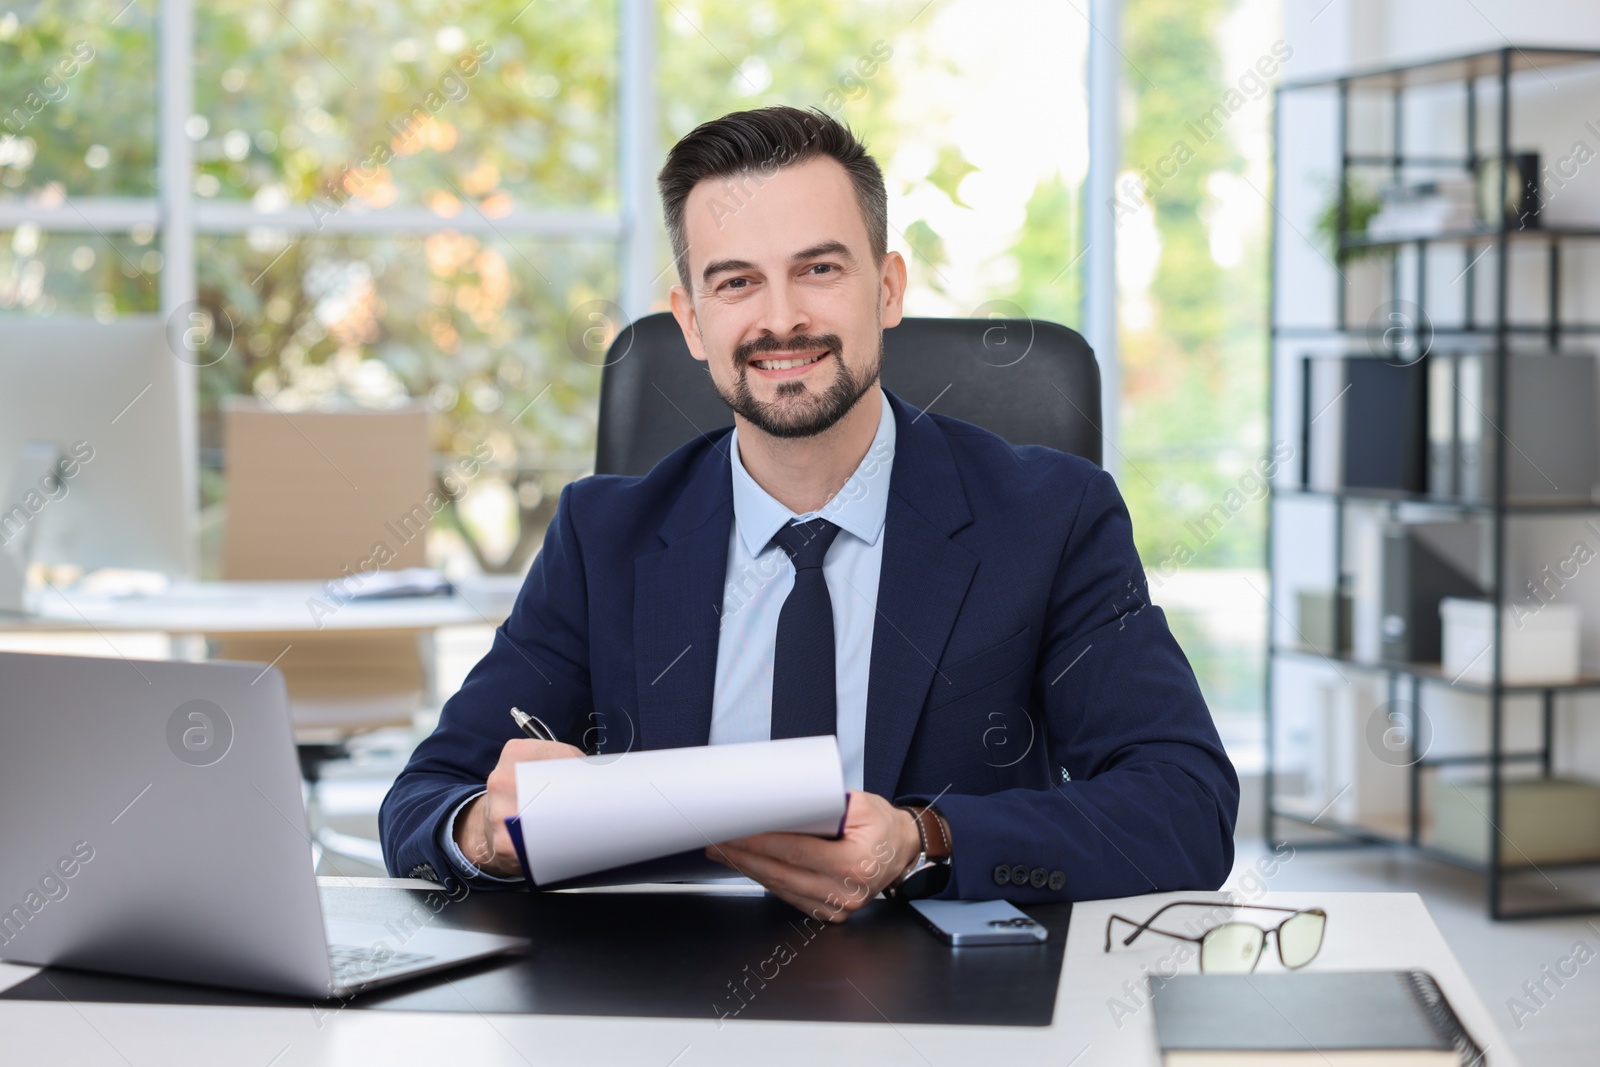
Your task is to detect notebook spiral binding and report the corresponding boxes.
[1404,970,1487,1066]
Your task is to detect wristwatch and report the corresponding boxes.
[883,804,952,900]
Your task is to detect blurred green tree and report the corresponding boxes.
[1115,0,1266,571]
[3,0,943,571]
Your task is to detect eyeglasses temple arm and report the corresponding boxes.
[1105,913,1136,952]
[1117,899,1185,947]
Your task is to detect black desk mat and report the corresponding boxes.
[1,886,1070,1025]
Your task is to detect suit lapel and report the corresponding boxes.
[634,438,734,751]
[628,390,978,787]
[863,392,978,798]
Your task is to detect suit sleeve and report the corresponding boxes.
[899,468,1239,902]
[379,480,595,889]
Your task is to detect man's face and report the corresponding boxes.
[669,156,906,439]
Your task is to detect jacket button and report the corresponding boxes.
[1029,867,1048,889]
[409,864,439,883]
[993,864,1012,886]
[1048,870,1065,892]
[1009,864,1029,886]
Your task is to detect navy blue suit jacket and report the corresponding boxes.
[380,388,1239,901]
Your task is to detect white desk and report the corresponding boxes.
[0,577,524,636]
[0,885,1517,1066]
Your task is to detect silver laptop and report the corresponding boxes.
[0,650,526,999]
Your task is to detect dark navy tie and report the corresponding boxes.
[768,518,843,740]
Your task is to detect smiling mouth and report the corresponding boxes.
[749,350,829,371]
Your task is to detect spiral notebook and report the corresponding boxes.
[1152,970,1483,1066]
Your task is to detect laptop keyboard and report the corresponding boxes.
[328,943,435,984]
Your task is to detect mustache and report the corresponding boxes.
[734,333,841,365]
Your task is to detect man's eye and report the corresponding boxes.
[722,277,748,291]
[808,263,835,275]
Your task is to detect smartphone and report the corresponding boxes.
[910,899,1050,946]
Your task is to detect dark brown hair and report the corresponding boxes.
[656,105,888,291]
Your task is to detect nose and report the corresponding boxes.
[750,274,810,350]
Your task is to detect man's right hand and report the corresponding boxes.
[453,738,584,878]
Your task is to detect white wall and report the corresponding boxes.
[1287,0,1600,73]
[1383,0,1600,61]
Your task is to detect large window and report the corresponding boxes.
[1,0,1093,567]
[3,0,1272,761]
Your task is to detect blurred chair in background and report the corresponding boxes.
[215,402,435,869]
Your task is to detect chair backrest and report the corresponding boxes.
[218,402,434,732]
[221,403,432,579]
[594,313,1102,477]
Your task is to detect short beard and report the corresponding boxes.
[713,332,882,440]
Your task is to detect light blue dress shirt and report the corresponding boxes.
[439,388,894,881]
[711,386,894,792]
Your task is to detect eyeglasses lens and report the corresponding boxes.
[1278,911,1326,969]
[1200,922,1264,974]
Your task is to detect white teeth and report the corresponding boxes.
[752,352,825,371]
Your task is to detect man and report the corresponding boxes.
[381,105,1238,920]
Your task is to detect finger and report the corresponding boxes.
[732,831,849,876]
[522,741,586,761]
[704,841,759,876]
[719,844,844,904]
[502,738,585,763]
[704,845,863,921]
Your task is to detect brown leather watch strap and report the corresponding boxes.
[912,806,952,861]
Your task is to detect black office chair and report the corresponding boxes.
[594,313,1102,475]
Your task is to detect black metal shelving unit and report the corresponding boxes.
[1265,46,1600,920]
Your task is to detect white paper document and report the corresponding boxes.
[508,735,848,887]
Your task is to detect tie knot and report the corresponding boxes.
[769,518,842,571]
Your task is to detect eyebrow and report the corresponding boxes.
[700,240,856,285]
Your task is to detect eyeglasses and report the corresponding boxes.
[1104,901,1327,974]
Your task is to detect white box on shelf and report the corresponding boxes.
[1439,597,1581,685]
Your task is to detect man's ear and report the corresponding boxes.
[669,285,709,363]
[878,250,907,330]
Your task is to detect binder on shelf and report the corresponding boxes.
[1302,354,1429,494]
[1351,515,1385,664]
[1430,350,1600,505]
[1379,522,1488,663]
[1295,582,1352,655]
[1427,354,1457,499]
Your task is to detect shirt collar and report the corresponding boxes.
[728,387,896,558]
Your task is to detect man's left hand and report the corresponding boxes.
[705,790,919,922]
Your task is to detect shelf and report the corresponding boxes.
[1418,751,1545,767]
[1344,154,1478,169]
[1271,797,1410,841]
[1270,644,1600,694]
[1273,324,1600,338]
[1281,45,1600,92]
[1267,41,1600,920]
[1341,225,1600,251]
[1271,485,1600,515]
[1269,803,1600,873]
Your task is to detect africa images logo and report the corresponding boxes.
[165,700,233,767]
